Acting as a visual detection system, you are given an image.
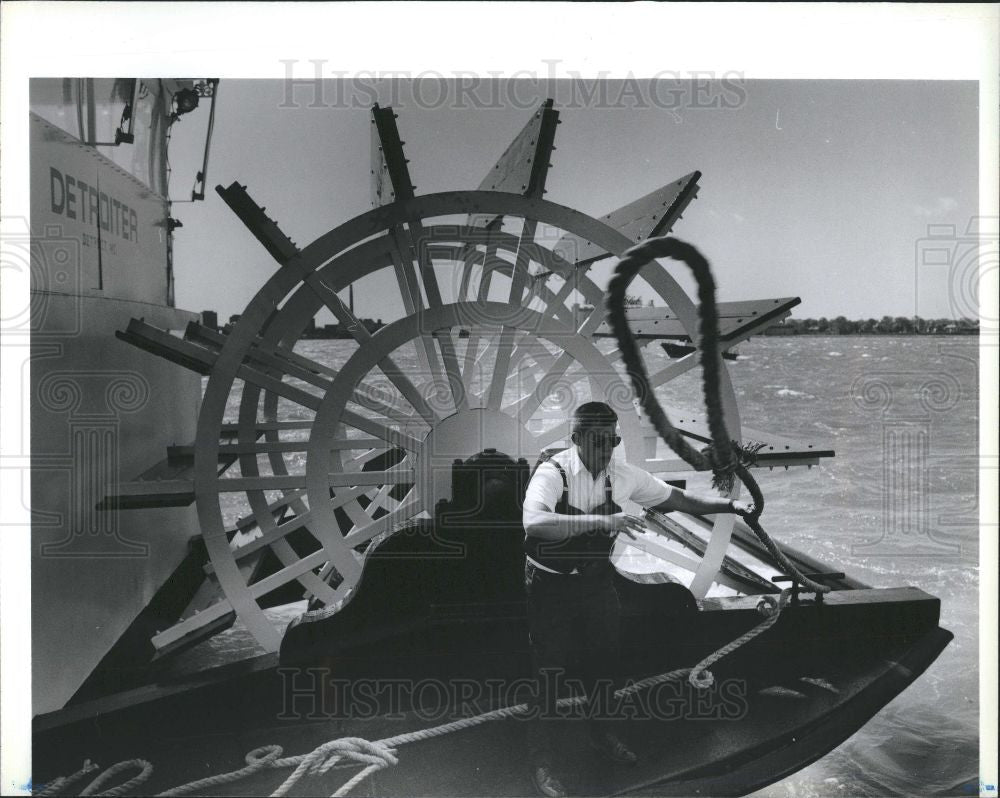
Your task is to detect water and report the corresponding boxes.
[724,337,980,797]
[216,334,980,796]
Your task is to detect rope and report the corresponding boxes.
[36,758,99,796]
[606,236,832,596]
[80,759,152,796]
[38,592,788,797]
[688,590,790,688]
[157,745,283,796]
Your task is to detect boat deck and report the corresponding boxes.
[33,588,949,797]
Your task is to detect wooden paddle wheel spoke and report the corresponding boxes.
[210,495,357,570]
[520,298,611,405]
[230,489,307,533]
[302,270,439,426]
[235,343,421,432]
[485,220,541,410]
[459,240,500,390]
[457,237,595,405]
[336,411,422,451]
[383,228,453,407]
[226,381,339,604]
[205,495,421,629]
[211,466,414,494]
[472,290,592,412]
[405,221,471,412]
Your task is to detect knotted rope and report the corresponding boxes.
[36,759,99,796]
[606,236,832,598]
[39,590,793,797]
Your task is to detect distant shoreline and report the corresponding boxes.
[763,317,978,336]
[757,327,979,338]
[762,329,979,336]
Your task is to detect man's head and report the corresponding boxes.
[571,401,620,473]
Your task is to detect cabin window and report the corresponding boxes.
[30,78,173,198]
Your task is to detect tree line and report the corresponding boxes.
[621,296,979,335]
[769,316,979,335]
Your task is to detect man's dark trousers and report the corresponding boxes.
[524,558,621,763]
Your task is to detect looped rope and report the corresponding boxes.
[36,758,99,796]
[156,745,283,796]
[79,759,152,797]
[272,737,398,797]
[607,236,831,595]
[43,597,794,798]
[688,589,792,688]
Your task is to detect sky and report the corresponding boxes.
[167,78,979,324]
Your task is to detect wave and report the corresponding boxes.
[776,388,816,399]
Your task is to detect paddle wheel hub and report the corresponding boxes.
[417,409,532,509]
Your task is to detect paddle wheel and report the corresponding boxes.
[111,101,829,658]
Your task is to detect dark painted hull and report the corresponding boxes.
[33,573,950,796]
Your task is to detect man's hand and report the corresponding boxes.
[603,513,647,540]
[730,500,755,519]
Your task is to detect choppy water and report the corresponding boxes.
[720,337,980,797]
[219,334,981,796]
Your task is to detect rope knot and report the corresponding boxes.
[702,440,767,494]
[689,668,715,689]
[757,595,778,617]
[312,737,398,776]
[245,745,284,767]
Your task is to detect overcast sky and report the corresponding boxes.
[166,78,977,324]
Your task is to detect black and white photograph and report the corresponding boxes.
[1,4,996,797]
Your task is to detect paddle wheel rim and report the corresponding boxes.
[193,191,743,651]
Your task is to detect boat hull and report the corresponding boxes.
[29,109,202,714]
[32,579,949,796]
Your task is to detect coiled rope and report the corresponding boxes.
[41,236,830,797]
[606,236,832,598]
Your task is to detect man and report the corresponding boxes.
[522,401,752,798]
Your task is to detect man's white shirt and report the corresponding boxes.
[523,447,679,573]
[524,446,677,514]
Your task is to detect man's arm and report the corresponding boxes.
[651,488,752,518]
[522,499,646,541]
[626,466,753,518]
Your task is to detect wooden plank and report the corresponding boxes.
[371,104,415,206]
[477,99,559,198]
[682,512,870,591]
[104,465,415,508]
[167,438,388,459]
[188,321,429,428]
[590,297,801,341]
[552,171,700,265]
[646,414,835,461]
[643,510,779,592]
[533,411,831,470]
[116,318,216,375]
[216,182,299,263]
[220,421,313,433]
